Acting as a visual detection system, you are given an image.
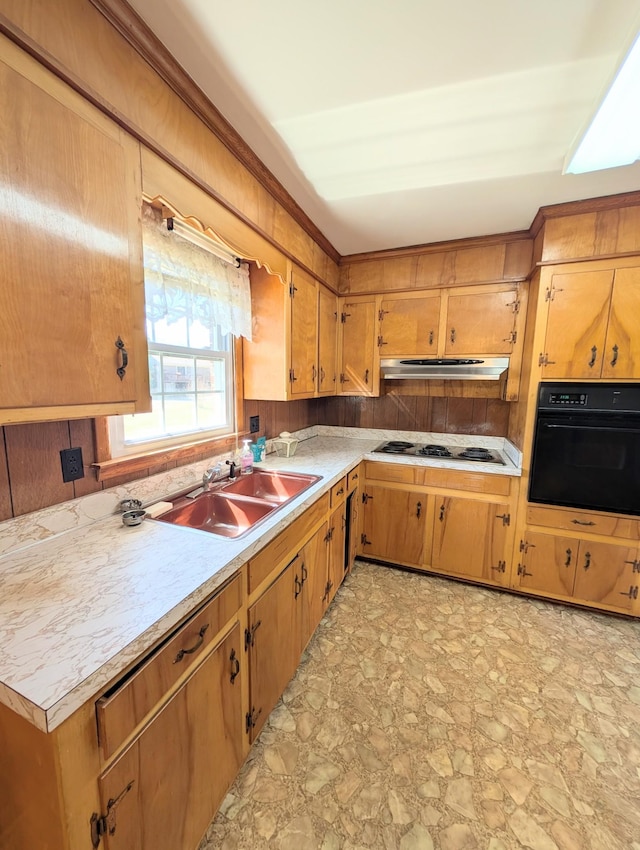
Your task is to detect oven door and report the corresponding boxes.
[529,412,640,516]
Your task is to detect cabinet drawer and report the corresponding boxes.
[527,505,640,540]
[96,575,241,760]
[347,466,361,490]
[364,461,415,484]
[330,477,347,506]
[248,492,330,593]
[419,468,511,496]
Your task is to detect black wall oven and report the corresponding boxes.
[529,383,640,517]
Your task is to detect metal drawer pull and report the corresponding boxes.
[611,344,619,367]
[571,519,595,526]
[565,548,572,567]
[588,345,597,368]
[174,623,209,662]
[230,649,240,684]
[115,336,128,380]
[335,487,344,496]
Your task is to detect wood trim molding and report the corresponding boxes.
[88,0,339,264]
[340,230,532,265]
[529,190,640,238]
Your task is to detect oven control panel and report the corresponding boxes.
[547,392,588,406]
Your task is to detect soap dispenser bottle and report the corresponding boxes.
[240,439,254,475]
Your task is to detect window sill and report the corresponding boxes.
[92,432,249,482]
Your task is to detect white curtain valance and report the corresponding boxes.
[141,205,252,341]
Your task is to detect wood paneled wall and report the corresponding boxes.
[0,395,510,520]
[316,396,510,437]
[0,399,319,520]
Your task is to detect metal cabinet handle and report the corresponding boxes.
[115,336,128,380]
[174,624,209,663]
[229,649,240,684]
[416,501,422,519]
[571,519,595,526]
[565,548,572,567]
[611,344,619,367]
[320,366,326,384]
[620,586,639,600]
[429,330,434,346]
[301,562,308,585]
[294,574,303,599]
[583,552,591,571]
[450,328,456,344]
[517,563,532,577]
[439,504,445,521]
[588,345,597,368]
[312,364,317,381]
[364,368,369,384]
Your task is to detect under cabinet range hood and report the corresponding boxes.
[380,357,509,381]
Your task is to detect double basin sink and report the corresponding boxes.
[155,469,321,539]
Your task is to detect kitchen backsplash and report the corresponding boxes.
[0,395,509,520]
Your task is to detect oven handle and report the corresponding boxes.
[541,423,640,435]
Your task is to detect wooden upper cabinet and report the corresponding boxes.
[317,284,338,395]
[339,296,379,396]
[444,287,518,355]
[602,267,640,379]
[0,39,149,424]
[290,267,318,395]
[378,293,440,355]
[540,270,613,379]
[243,265,338,400]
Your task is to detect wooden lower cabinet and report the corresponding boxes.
[98,625,243,850]
[361,485,427,567]
[431,495,511,586]
[516,531,640,613]
[247,555,304,740]
[246,522,330,741]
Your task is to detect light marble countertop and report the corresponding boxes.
[0,429,521,732]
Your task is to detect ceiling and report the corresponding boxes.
[126,0,640,256]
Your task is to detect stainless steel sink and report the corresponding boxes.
[154,469,321,538]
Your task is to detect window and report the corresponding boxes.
[109,205,251,457]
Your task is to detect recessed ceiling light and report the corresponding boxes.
[564,30,640,174]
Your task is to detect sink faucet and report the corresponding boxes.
[226,459,239,479]
[202,464,222,490]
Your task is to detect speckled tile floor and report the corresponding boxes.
[200,560,640,850]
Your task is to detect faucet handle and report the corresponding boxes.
[225,458,239,479]
[202,463,222,489]
[119,498,143,513]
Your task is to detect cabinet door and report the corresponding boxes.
[339,298,377,396]
[248,558,303,740]
[99,626,243,850]
[444,289,517,355]
[378,294,440,355]
[327,504,347,606]
[432,497,510,585]
[361,485,427,567]
[0,42,146,417]
[317,285,338,395]
[541,270,613,378]
[572,541,640,613]
[601,267,640,379]
[348,487,360,570]
[514,532,576,597]
[300,523,330,650]
[290,269,318,395]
